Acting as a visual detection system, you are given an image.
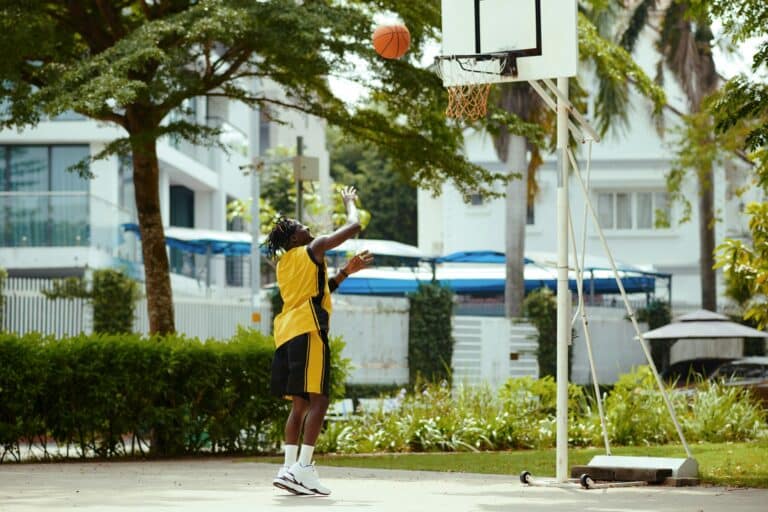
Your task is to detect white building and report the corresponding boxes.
[0,78,330,291]
[418,25,763,310]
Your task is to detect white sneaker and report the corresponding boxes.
[273,465,312,495]
[287,461,331,496]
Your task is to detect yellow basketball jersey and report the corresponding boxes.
[273,245,332,347]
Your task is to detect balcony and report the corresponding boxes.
[1,192,139,266]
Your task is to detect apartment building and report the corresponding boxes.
[0,78,330,292]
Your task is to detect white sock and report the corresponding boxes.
[298,444,315,466]
[284,444,298,467]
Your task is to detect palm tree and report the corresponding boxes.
[491,3,666,318]
[619,0,719,310]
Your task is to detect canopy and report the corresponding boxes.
[122,223,254,256]
[437,251,535,264]
[336,263,657,296]
[641,309,768,340]
[326,238,426,266]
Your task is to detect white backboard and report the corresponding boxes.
[440,0,578,84]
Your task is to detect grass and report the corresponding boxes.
[252,440,768,488]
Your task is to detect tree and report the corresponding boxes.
[694,0,768,329]
[328,127,418,245]
[620,0,721,310]
[488,4,666,318]
[0,0,505,334]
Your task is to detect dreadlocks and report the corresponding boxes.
[264,216,298,259]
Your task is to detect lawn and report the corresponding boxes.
[253,440,768,488]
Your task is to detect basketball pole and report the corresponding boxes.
[555,76,570,483]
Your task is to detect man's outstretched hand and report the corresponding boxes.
[344,250,374,275]
[340,185,358,204]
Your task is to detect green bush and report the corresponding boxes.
[0,327,351,461]
[408,283,454,384]
[91,269,141,333]
[43,269,141,334]
[315,367,767,454]
[523,287,573,378]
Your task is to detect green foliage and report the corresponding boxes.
[316,368,767,454]
[690,0,768,188]
[635,299,672,370]
[91,269,142,334]
[42,277,89,299]
[408,283,455,384]
[522,287,571,378]
[42,269,141,334]
[329,127,417,243]
[0,327,351,460]
[682,378,766,442]
[603,366,680,445]
[328,335,353,403]
[666,107,750,226]
[716,202,768,329]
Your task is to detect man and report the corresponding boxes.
[265,186,372,496]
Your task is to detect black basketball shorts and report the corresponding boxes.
[271,330,331,400]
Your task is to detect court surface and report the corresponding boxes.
[1,459,765,511]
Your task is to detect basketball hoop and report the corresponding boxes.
[434,54,510,121]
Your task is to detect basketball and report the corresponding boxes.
[372,24,410,60]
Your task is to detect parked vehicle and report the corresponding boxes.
[708,357,768,406]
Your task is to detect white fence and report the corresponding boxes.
[3,279,654,386]
[452,317,539,388]
[2,278,91,337]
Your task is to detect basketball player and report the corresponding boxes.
[265,186,372,496]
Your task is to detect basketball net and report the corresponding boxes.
[435,55,509,121]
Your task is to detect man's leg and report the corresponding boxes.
[300,392,329,446]
[285,396,310,445]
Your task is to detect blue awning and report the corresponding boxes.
[437,251,534,264]
[122,223,253,256]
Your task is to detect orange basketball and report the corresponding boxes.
[373,24,411,59]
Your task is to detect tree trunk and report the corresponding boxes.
[131,135,176,335]
[505,135,528,318]
[698,166,717,311]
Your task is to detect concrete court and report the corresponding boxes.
[0,459,766,512]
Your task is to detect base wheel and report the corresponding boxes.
[579,473,593,489]
[520,471,532,484]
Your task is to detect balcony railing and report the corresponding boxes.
[0,192,138,263]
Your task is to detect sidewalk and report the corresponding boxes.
[1,458,766,511]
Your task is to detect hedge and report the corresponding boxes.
[0,327,349,461]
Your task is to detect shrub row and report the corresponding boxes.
[316,367,768,454]
[0,327,349,461]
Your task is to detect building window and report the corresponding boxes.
[169,185,195,276]
[118,156,136,215]
[597,191,670,230]
[259,108,272,156]
[1,145,89,247]
[225,198,246,287]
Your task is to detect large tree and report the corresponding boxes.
[489,3,666,318]
[694,0,768,328]
[620,0,721,310]
[0,0,504,334]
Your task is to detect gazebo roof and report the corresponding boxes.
[641,309,768,340]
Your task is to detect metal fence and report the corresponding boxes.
[1,277,266,339]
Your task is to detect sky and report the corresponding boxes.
[328,26,764,107]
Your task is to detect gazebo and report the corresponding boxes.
[641,309,768,379]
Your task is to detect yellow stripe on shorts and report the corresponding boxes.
[304,331,325,394]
